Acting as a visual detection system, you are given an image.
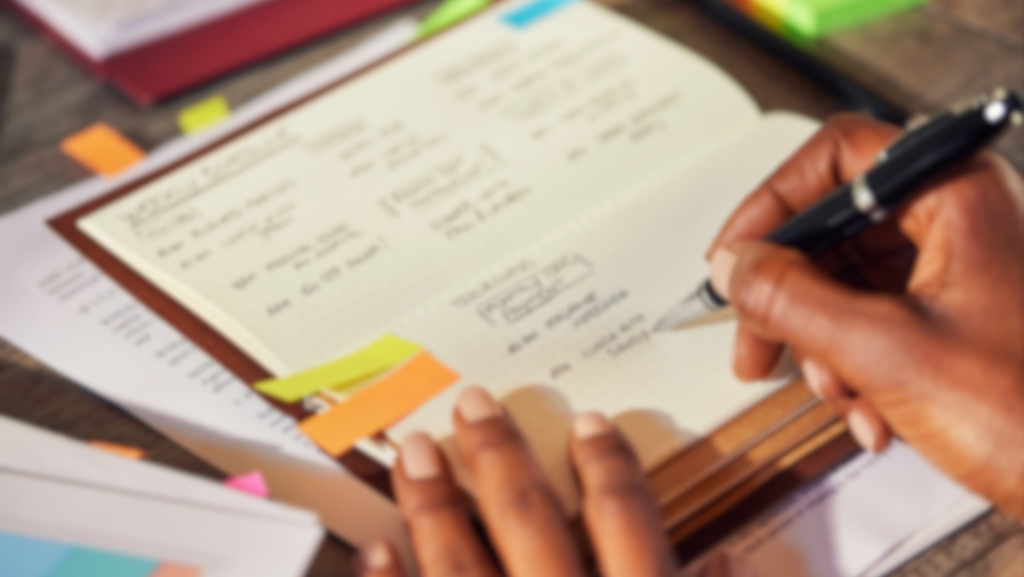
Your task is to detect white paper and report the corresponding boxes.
[12,0,271,60]
[0,416,323,577]
[389,112,818,513]
[0,18,420,572]
[681,442,986,577]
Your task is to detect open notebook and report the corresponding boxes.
[54,0,845,525]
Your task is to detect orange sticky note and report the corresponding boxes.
[300,352,460,457]
[60,123,145,178]
[149,563,203,577]
[89,440,147,460]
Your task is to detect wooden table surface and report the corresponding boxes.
[0,1,1020,576]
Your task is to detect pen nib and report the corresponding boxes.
[654,291,733,332]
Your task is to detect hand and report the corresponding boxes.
[706,113,1024,519]
[357,386,677,577]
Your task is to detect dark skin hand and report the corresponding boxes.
[706,113,1024,520]
[357,386,687,577]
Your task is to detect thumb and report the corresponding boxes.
[713,241,926,395]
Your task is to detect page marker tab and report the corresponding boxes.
[60,123,145,178]
[224,471,270,498]
[89,440,147,460]
[47,547,159,577]
[149,563,204,577]
[255,334,422,403]
[300,352,460,457]
[419,0,491,38]
[502,0,581,28]
[178,95,232,135]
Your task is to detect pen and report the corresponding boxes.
[655,88,1024,332]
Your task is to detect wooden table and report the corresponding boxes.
[0,1,1020,575]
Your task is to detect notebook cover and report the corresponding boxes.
[1,0,420,105]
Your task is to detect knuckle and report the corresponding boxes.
[463,421,524,463]
[495,482,560,522]
[431,549,495,577]
[585,478,654,518]
[734,250,803,329]
[404,490,466,520]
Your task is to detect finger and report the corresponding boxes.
[454,387,586,577]
[733,324,783,382]
[392,432,499,577]
[569,413,675,577]
[714,240,930,393]
[708,114,901,257]
[844,398,892,454]
[799,357,851,402]
[359,542,405,577]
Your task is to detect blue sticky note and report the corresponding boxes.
[502,0,581,28]
[0,532,71,577]
[47,547,159,577]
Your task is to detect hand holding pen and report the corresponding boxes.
[657,92,1024,520]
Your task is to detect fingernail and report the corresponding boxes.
[457,386,501,423]
[848,407,880,453]
[802,358,827,399]
[364,541,392,570]
[401,432,442,480]
[710,247,738,300]
[573,412,612,440]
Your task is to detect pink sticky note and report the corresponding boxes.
[224,471,269,498]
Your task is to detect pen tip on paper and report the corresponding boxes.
[654,292,710,333]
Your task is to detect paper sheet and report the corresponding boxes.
[0,17,420,572]
[0,416,322,577]
[389,112,819,512]
[78,0,761,377]
[681,442,987,577]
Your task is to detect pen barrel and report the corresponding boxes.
[766,186,870,258]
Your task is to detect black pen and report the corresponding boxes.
[655,88,1024,332]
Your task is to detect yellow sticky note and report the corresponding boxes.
[89,440,147,460]
[300,352,460,457]
[255,334,423,403]
[178,95,232,135]
[60,123,145,178]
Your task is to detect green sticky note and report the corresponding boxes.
[757,0,928,39]
[178,95,232,135]
[419,0,491,38]
[255,334,423,403]
[47,547,158,577]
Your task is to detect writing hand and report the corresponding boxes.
[707,114,1024,519]
[358,386,678,577]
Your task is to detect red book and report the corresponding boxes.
[2,0,419,106]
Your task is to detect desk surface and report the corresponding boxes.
[0,1,1020,576]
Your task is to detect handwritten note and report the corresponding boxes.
[300,352,459,457]
[79,2,761,376]
[61,123,145,178]
[255,334,422,403]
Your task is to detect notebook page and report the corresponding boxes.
[389,113,820,511]
[79,0,761,376]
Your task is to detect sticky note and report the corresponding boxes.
[224,471,270,498]
[419,0,491,38]
[255,334,423,403]
[502,0,581,28]
[60,123,145,178]
[178,95,232,135]
[734,0,927,39]
[47,547,158,577]
[300,352,460,457]
[89,440,147,460]
[0,530,70,577]
[149,564,203,577]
